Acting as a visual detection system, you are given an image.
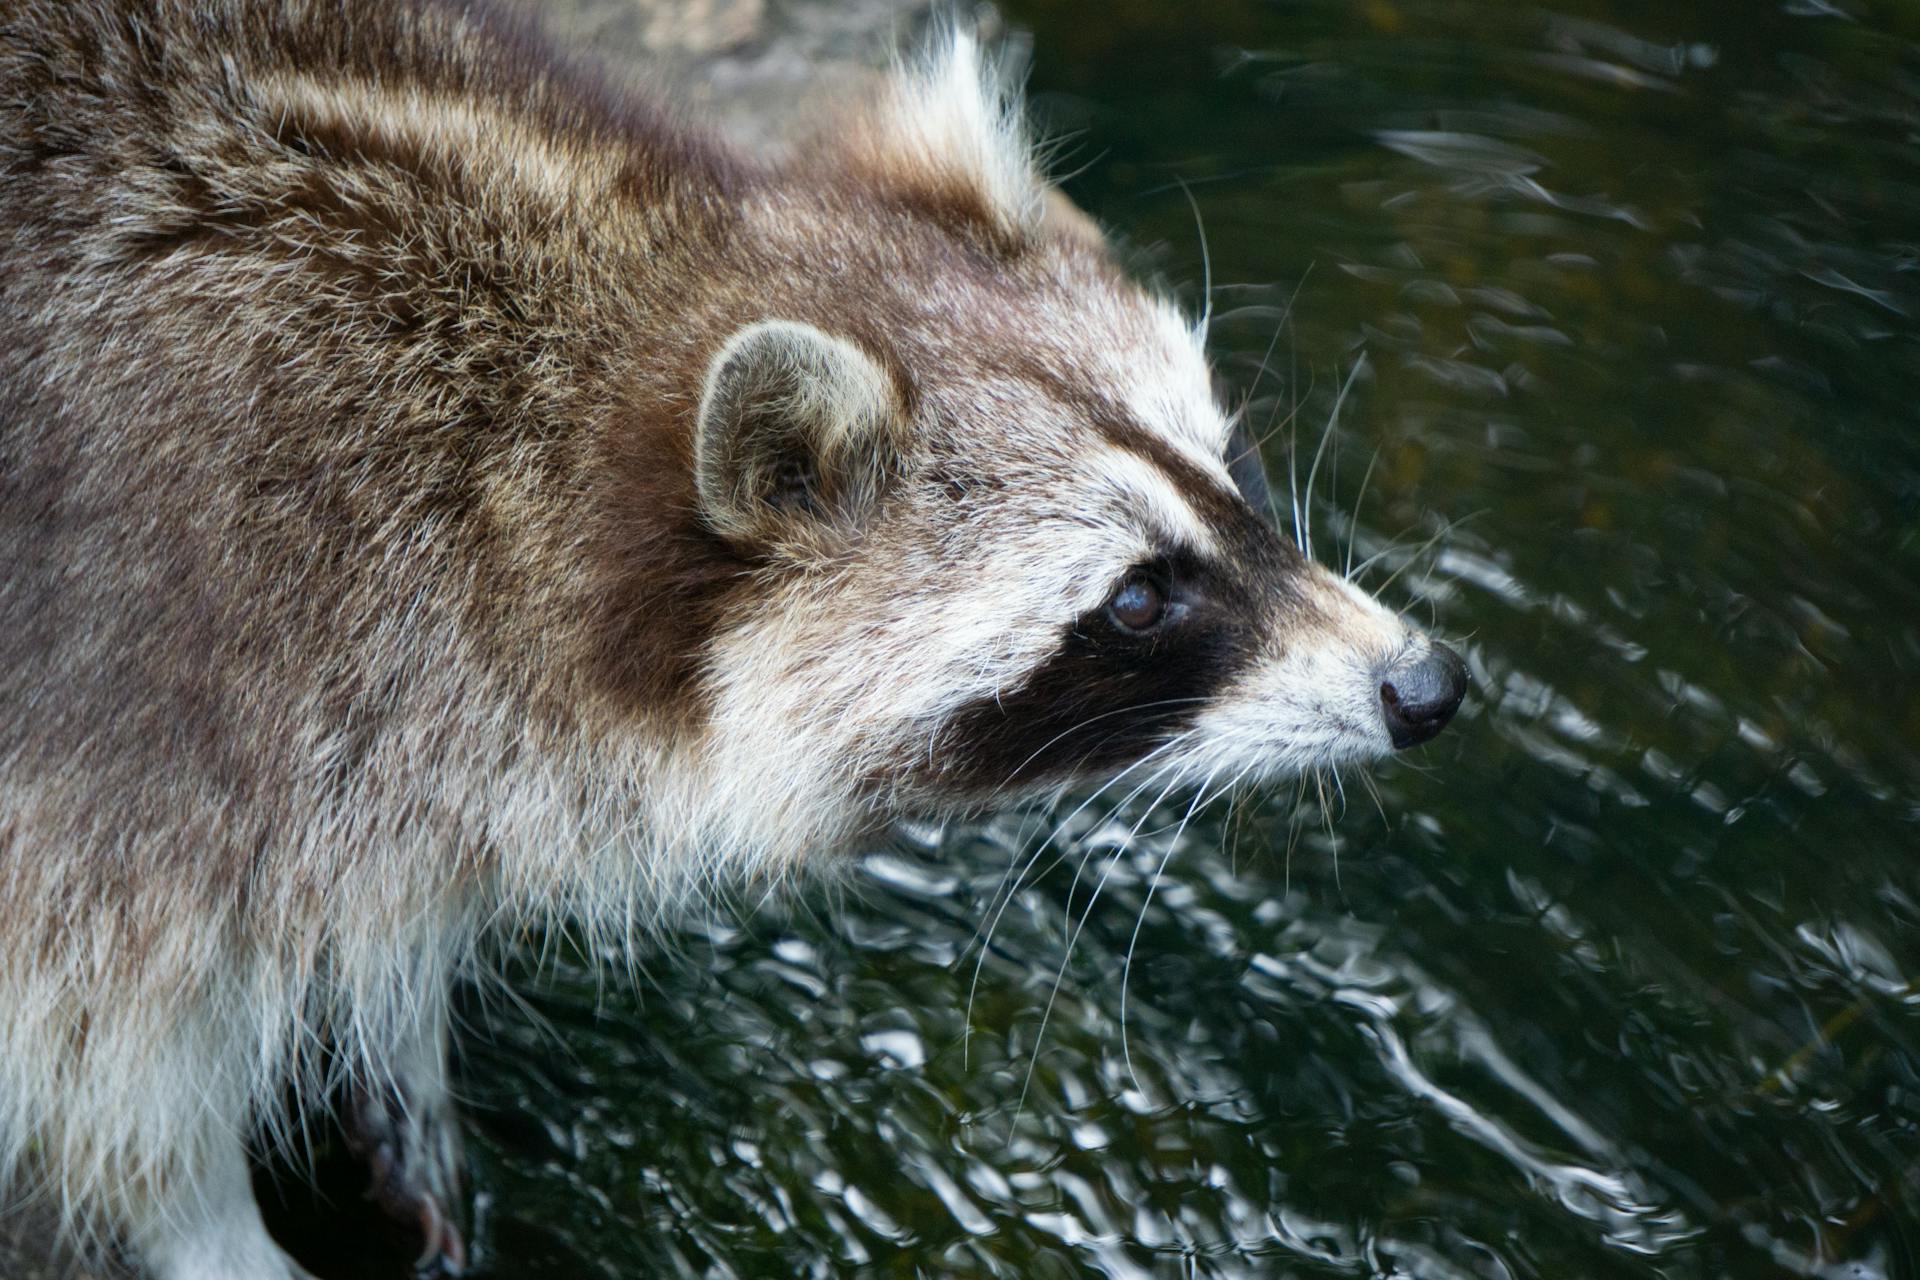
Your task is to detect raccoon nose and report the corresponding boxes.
[1379,643,1468,750]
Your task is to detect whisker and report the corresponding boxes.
[1358,767,1391,830]
[1301,353,1366,563]
[1046,143,1110,189]
[1237,262,1313,412]
[1353,508,1487,593]
[1287,353,1304,549]
[1344,444,1384,581]
[1011,752,1191,1137]
[1372,514,1473,598]
[987,698,1212,801]
[1283,771,1310,897]
[1174,178,1212,346]
[1316,769,1344,901]
[1120,761,1252,1093]
[1243,370,1316,461]
[1051,746,1199,956]
[963,732,1196,1067]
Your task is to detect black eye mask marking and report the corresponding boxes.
[932,547,1258,794]
[923,415,1310,798]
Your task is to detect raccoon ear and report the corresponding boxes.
[842,30,1047,246]
[693,320,910,545]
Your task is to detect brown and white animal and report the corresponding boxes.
[0,1,1467,1274]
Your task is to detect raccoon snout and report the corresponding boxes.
[1378,642,1468,750]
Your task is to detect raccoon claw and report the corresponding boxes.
[344,1082,468,1277]
[410,1192,467,1278]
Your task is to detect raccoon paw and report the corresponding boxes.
[343,1079,469,1278]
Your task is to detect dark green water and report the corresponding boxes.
[462,3,1920,1276]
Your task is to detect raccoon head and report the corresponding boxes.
[660,33,1465,866]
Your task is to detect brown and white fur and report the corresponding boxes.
[0,1,1465,1275]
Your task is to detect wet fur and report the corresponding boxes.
[0,1,1427,1272]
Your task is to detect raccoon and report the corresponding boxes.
[0,0,1467,1275]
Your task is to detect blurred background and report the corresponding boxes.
[445,2,1920,1277]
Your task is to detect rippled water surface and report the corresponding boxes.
[462,3,1920,1275]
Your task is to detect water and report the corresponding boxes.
[457,3,1920,1276]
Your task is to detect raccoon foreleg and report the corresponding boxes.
[343,1013,468,1278]
[123,1136,317,1280]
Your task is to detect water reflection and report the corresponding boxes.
[460,1,1920,1276]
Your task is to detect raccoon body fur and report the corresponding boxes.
[0,1,1467,1274]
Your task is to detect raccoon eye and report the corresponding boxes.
[1106,576,1167,633]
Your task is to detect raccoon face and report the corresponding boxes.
[686,303,1464,829]
[665,33,1463,860]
